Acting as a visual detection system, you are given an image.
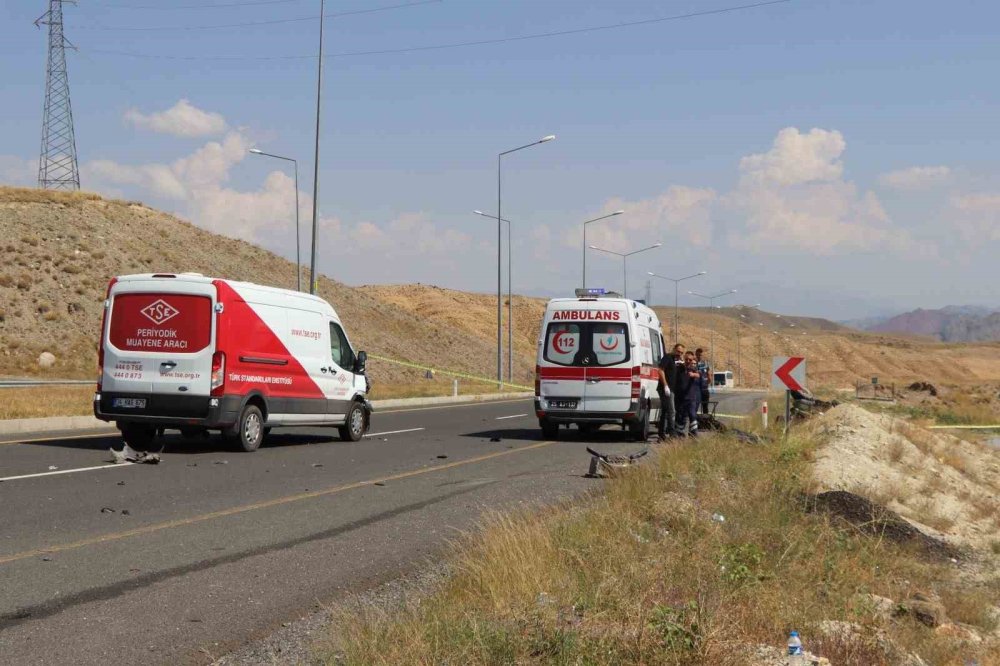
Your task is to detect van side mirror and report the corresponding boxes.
[354,350,367,374]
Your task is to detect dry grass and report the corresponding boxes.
[321,431,998,665]
[0,385,94,419]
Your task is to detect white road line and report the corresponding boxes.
[495,413,528,420]
[364,427,425,438]
[0,463,133,483]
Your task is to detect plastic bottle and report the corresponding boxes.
[786,631,804,665]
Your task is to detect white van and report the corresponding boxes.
[94,273,371,452]
[534,289,665,440]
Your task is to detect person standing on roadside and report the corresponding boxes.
[678,351,701,436]
[656,348,675,440]
[665,343,685,433]
[695,347,711,415]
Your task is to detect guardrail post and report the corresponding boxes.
[453,379,459,397]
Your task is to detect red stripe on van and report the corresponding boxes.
[214,280,324,399]
[537,367,631,380]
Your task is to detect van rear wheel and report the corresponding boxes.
[228,404,264,452]
[629,408,650,442]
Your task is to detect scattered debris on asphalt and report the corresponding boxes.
[100,507,115,513]
[47,465,58,471]
[116,481,125,486]
[109,444,160,464]
[436,455,448,459]
[213,460,228,465]
[489,436,502,442]
[374,482,386,486]
[585,446,648,478]
[311,463,324,468]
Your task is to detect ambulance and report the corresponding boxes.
[94,273,371,452]
[535,289,665,440]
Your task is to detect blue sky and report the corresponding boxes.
[3,0,999,319]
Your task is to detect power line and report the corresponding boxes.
[94,0,308,9]
[82,0,793,61]
[77,0,441,31]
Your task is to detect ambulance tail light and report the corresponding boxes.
[96,345,104,391]
[631,366,641,399]
[534,365,541,395]
[211,351,226,395]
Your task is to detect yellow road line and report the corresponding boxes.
[0,439,557,566]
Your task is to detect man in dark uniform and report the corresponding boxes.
[678,351,702,436]
[665,343,685,433]
[695,347,711,415]
[656,351,675,439]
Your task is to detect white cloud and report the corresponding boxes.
[124,99,228,138]
[739,127,845,186]
[878,165,950,190]
[727,127,931,256]
[583,185,717,253]
[949,193,1000,242]
[0,155,38,187]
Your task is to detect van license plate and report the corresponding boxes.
[113,398,146,409]
[550,400,578,409]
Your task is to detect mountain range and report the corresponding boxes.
[848,306,1000,342]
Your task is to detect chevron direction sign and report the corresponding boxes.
[772,356,806,392]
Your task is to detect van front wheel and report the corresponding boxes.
[339,402,366,442]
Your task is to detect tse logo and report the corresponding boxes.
[140,299,180,326]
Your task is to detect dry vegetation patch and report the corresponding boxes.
[321,430,999,665]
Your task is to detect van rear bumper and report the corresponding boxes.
[94,392,241,428]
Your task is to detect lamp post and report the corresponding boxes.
[495,135,554,387]
[588,242,662,298]
[250,148,301,292]
[474,210,515,383]
[582,210,624,288]
[307,0,326,295]
[689,288,736,377]
[735,304,760,387]
[647,270,707,345]
[758,322,765,387]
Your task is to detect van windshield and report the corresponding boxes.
[544,322,629,367]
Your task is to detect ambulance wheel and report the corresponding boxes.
[339,402,366,442]
[629,409,650,442]
[121,424,155,450]
[230,404,264,452]
[540,419,559,440]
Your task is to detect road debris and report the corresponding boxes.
[47,465,58,471]
[100,507,115,513]
[585,446,648,478]
[311,463,324,468]
[213,460,229,465]
[110,443,161,464]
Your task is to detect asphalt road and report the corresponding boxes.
[0,391,763,665]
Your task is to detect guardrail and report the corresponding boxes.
[0,379,93,388]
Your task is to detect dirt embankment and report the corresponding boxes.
[810,403,1000,552]
[2,185,1000,392]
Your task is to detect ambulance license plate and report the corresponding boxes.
[113,398,147,409]
[550,399,578,409]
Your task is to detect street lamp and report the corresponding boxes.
[495,134,555,387]
[647,270,707,345]
[689,288,736,378]
[474,210,515,383]
[735,304,760,387]
[308,0,326,295]
[582,210,624,288]
[250,148,301,292]
[588,242,662,298]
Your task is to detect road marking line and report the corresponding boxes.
[0,463,133,483]
[495,414,528,420]
[0,399,532,445]
[364,427,425,437]
[0,439,557,566]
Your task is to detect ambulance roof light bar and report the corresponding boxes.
[574,288,623,299]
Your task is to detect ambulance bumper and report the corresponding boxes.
[94,392,242,428]
[535,399,640,423]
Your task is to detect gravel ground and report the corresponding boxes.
[212,565,451,666]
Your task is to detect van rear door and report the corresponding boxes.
[581,321,632,413]
[539,320,584,413]
[105,283,215,399]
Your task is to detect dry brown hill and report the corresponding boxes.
[2,186,999,392]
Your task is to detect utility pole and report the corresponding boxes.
[308,0,325,295]
[36,0,79,191]
[644,279,652,305]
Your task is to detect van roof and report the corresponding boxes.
[544,297,660,321]
[113,273,331,305]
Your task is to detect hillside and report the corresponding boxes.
[2,186,1000,391]
[867,306,1000,342]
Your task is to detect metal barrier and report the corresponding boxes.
[855,380,895,401]
[0,379,93,388]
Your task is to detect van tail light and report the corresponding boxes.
[96,345,104,391]
[211,351,226,395]
[631,366,641,398]
[534,365,541,395]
